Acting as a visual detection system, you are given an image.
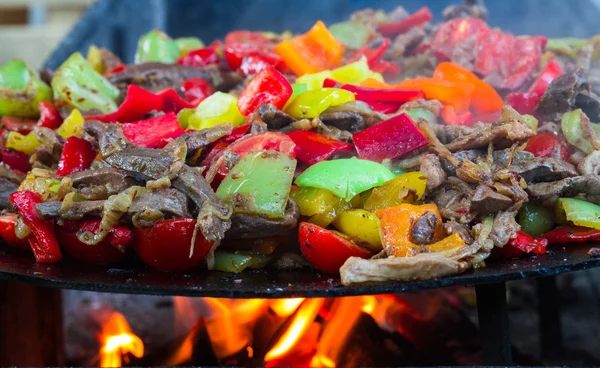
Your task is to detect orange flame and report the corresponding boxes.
[270,298,305,317]
[99,312,144,367]
[264,298,324,361]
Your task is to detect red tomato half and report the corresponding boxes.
[227,131,296,158]
[56,219,133,266]
[237,66,292,117]
[298,222,372,274]
[524,133,571,161]
[133,218,214,272]
[0,214,30,251]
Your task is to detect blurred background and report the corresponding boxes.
[2,0,600,69]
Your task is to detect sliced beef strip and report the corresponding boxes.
[507,157,578,183]
[321,101,385,128]
[535,68,588,122]
[99,47,123,72]
[226,199,300,239]
[0,163,23,184]
[432,177,474,222]
[410,211,438,245]
[470,185,513,216]
[163,123,232,158]
[84,120,231,241]
[69,167,133,194]
[489,211,520,247]
[0,178,18,209]
[443,220,474,245]
[107,63,243,97]
[259,104,296,130]
[319,111,366,133]
[36,188,190,221]
[400,98,444,116]
[419,153,446,192]
[527,175,600,206]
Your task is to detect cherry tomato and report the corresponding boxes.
[298,222,372,273]
[227,131,296,158]
[176,47,219,67]
[224,31,279,71]
[37,101,63,129]
[56,219,133,265]
[133,218,214,272]
[0,214,30,251]
[182,77,215,103]
[524,133,571,161]
[237,66,292,117]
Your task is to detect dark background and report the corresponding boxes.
[44,0,600,69]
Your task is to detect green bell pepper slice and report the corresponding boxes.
[175,37,205,57]
[284,88,355,119]
[518,203,554,237]
[330,56,384,85]
[295,158,395,201]
[216,150,297,218]
[561,109,600,154]
[188,92,245,131]
[0,60,52,118]
[557,198,600,230]
[402,107,438,125]
[135,29,180,64]
[329,21,371,49]
[213,251,273,273]
[51,52,119,114]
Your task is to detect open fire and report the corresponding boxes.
[94,290,482,367]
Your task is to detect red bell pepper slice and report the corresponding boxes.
[57,219,133,265]
[298,222,372,273]
[378,6,433,37]
[37,101,63,129]
[507,92,540,115]
[223,30,282,71]
[367,101,401,114]
[122,112,185,148]
[528,60,563,97]
[340,83,424,104]
[0,214,30,251]
[56,137,96,176]
[524,133,571,161]
[322,78,339,88]
[441,105,475,126]
[346,38,391,65]
[104,64,126,76]
[9,191,61,263]
[1,149,31,173]
[508,230,548,255]
[237,66,293,118]
[176,47,219,67]
[217,123,252,144]
[287,130,354,165]
[541,226,600,244]
[182,77,215,103]
[370,60,401,76]
[133,218,214,271]
[1,116,36,134]
[87,85,195,123]
[240,53,285,76]
[352,113,429,162]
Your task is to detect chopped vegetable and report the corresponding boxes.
[561,109,600,154]
[6,131,41,155]
[0,214,30,251]
[441,105,474,126]
[10,191,61,263]
[175,37,205,57]
[213,251,273,273]
[189,92,245,130]
[37,101,63,129]
[557,198,600,230]
[298,222,372,273]
[0,59,53,118]
[518,204,554,238]
[329,21,370,49]
[176,47,219,67]
[394,78,473,113]
[181,77,215,103]
[237,66,292,118]
[290,187,353,227]
[332,209,382,252]
[217,150,296,218]
[507,92,540,115]
[542,226,600,244]
[295,158,395,201]
[56,108,85,138]
[528,60,564,97]
[284,88,355,119]
[339,83,424,111]
[122,112,185,148]
[330,57,384,85]
[56,137,96,176]
[287,130,353,165]
[51,52,119,114]
[353,113,429,162]
[378,6,433,37]
[274,21,345,75]
[363,172,427,212]
[1,149,30,172]
[524,133,571,161]
[505,231,547,255]
[135,29,180,64]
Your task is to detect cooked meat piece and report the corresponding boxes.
[271,252,311,270]
[400,98,444,116]
[411,211,438,245]
[340,253,469,285]
[0,177,18,209]
[443,220,474,244]
[99,47,123,72]
[78,186,109,200]
[536,122,562,135]
[226,199,300,239]
[259,104,296,129]
[578,151,600,175]
[445,109,536,152]
[31,127,64,167]
[489,211,520,247]
[163,123,232,158]
[31,148,55,169]
[470,185,513,216]
[107,63,243,96]
[397,52,439,82]
[535,68,588,122]
[40,67,54,86]
[443,0,488,20]
[171,167,232,241]
[0,163,23,184]
[321,101,385,127]
[508,157,578,183]
[70,167,133,194]
[588,247,600,257]
[574,93,600,122]
[419,153,446,192]
[316,121,353,142]
[37,188,190,221]
[579,111,600,150]
[387,28,425,59]
[432,177,474,222]
[319,111,366,133]
[527,175,600,206]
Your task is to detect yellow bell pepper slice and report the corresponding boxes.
[363,171,427,212]
[332,209,382,252]
[188,92,245,131]
[56,108,85,138]
[6,131,41,156]
[330,56,384,85]
[284,88,355,119]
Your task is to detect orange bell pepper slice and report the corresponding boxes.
[433,62,504,115]
[393,78,474,113]
[375,203,464,257]
[275,21,345,76]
